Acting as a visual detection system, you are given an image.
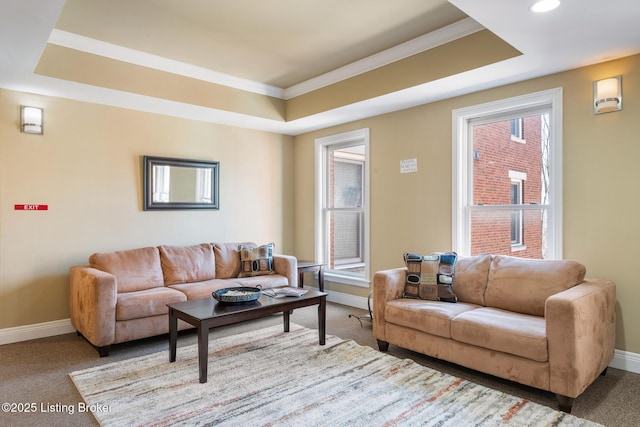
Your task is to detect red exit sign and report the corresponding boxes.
[15,204,48,211]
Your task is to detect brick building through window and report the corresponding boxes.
[471,114,548,258]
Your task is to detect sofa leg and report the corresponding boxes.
[77,331,110,357]
[377,339,389,351]
[556,394,574,413]
[600,367,608,376]
[97,345,110,357]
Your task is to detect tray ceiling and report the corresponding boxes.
[1,0,639,135]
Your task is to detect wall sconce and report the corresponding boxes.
[20,106,43,134]
[593,76,622,114]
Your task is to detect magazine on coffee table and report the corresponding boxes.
[262,287,308,298]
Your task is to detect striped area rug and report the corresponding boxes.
[70,324,600,427]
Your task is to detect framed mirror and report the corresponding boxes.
[143,156,219,210]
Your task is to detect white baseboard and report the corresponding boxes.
[0,318,75,346]
[610,349,640,374]
[2,298,639,376]
[0,291,369,346]
[323,288,371,311]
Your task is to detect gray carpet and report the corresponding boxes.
[1,302,638,426]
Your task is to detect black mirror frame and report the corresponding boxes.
[143,155,220,210]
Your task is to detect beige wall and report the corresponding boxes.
[0,90,294,329]
[2,53,639,354]
[293,54,640,353]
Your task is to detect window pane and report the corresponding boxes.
[509,181,523,245]
[470,208,545,258]
[329,148,363,209]
[510,182,518,204]
[472,114,546,206]
[510,118,523,139]
[510,209,521,244]
[327,211,364,273]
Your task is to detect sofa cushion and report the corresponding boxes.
[385,299,479,339]
[158,244,216,285]
[484,255,587,316]
[115,287,186,321]
[451,307,548,362]
[169,279,242,300]
[238,243,276,277]
[213,242,254,279]
[90,247,164,293]
[452,254,492,306]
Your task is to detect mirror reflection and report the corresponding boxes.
[152,165,213,203]
[143,156,219,210]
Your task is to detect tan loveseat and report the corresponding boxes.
[373,254,616,413]
[69,242,296,356]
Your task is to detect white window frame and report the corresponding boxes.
[509,171,525,250]
[452,88,563,259]
[315,128,370,287]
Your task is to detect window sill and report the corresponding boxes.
[511,244,527,252]
[323,271,370,288]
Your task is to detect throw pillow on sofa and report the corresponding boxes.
[238,243,275,277]
[403,252,458,303]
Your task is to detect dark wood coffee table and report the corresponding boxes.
[167,289,327,383]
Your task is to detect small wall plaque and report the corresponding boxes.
[400,158,418,174]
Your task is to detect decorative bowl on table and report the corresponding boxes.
[212,286,262,304]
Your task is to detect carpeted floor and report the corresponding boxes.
[1,302,639,426]
[69,324,600,426]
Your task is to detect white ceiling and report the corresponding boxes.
[1,0,639,135]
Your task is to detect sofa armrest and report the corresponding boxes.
[273,255,298,287]
[69,266,118,347]
[545,278,616,398]
[372,268,407,342]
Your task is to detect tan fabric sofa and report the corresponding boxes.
[69,242,296,356]
[373,254,616,413]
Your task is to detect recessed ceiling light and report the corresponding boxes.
[530,0,560,13]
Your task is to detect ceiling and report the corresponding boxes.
[53,0,468,89]
[1,0,640,135]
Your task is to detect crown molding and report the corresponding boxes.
[47,29,286,99]
[282,18,484,99]
[47,18,483,102]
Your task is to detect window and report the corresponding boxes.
[509,175,524,248]
[510,117,524,141]
[452,89,562,259]
[315,129,370,286]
